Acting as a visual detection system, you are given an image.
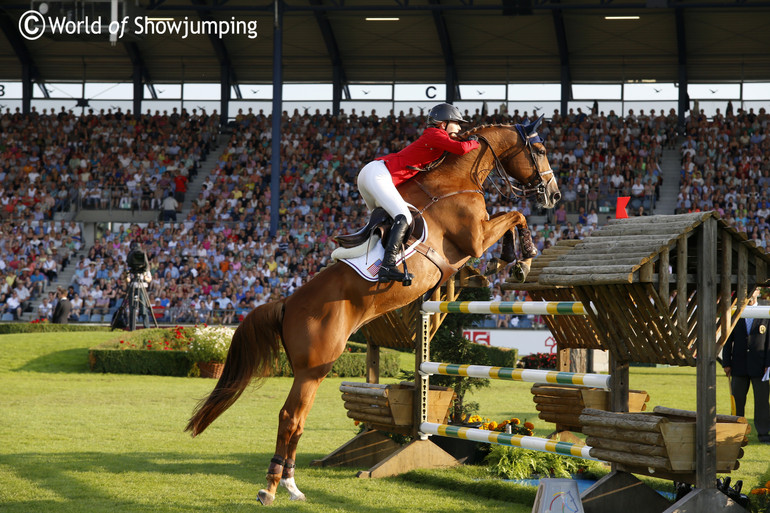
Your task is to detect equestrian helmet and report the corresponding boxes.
[427,103,467,126]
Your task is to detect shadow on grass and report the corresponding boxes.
[0,450,416,513]
[15,348,91,374]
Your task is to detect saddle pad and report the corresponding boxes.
[336,223,428,282]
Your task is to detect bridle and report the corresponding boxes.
[476,131,556,203]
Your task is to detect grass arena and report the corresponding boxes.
[3,329,770,513]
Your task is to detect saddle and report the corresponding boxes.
[333,207,425,249]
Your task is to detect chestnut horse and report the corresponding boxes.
[185,121,560,505]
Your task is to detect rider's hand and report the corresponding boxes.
[468,135,478,141]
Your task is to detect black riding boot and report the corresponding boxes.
[378,214,413,286]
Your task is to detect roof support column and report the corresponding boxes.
[125,42,152,115]
[0,12,43,114]
[430,0,459,103]
[446,64,457,104]
[311,0,348,116]
[333,64,343,116]
[220,63,231,127]
[676,8,688,134]
[132,63,143,116]
[270,0,284,237]
[552,6,571,116]
[22,64,33,115]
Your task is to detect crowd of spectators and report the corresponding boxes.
[675,105,770,250]
[2,104,768,325]
[0,220,81,320]
[0,106,218,222]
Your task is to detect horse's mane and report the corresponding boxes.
[460,123,517,137]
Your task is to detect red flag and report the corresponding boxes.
[616,197,630,219]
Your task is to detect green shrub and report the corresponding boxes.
[485,445,604,480]
[89,332,400,379]
[272,346,400,378]
[89,347,196,376]
[482,345,518,369]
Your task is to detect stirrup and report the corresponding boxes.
[378,265,413,286]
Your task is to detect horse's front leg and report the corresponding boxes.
[476,211,537,282]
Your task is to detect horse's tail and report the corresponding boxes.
[185,300,284,437]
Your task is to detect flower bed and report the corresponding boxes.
[518,352,557,370]
[461,415,535,436]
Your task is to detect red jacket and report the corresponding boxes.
[376,127,480,186]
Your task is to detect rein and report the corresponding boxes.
[476,134,515,199]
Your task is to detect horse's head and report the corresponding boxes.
[471,119,560,209]
[509,117,560,209]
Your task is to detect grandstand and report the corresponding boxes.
[1,0,769,323]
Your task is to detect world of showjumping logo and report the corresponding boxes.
[18,9,258,41]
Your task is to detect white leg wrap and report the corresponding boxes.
[279,477,306,501]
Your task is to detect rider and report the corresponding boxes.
[357,103,481,285]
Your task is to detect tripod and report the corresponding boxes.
[111,274,159,331]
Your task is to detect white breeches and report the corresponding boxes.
[357,160,413,225]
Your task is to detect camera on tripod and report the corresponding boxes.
[111,242,158,331]
[126,246,149,274]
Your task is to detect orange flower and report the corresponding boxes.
[511,418,520,425]
[354,421,360,426]
[524,422,535,430]
[751,488,768,495]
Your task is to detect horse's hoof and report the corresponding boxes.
[280,477,307,501]
[257,490,275,506]
[512,262,531,283]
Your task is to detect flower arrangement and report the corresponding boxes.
[519,352,557,370]
[187,325,235,363]
[459,414,535,436]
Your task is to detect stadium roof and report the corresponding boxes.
[1,0,769,88]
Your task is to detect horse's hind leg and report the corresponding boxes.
[257,369,329,505]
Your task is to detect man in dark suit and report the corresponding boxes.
[722,288,770,443]
[52,289,71,324]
